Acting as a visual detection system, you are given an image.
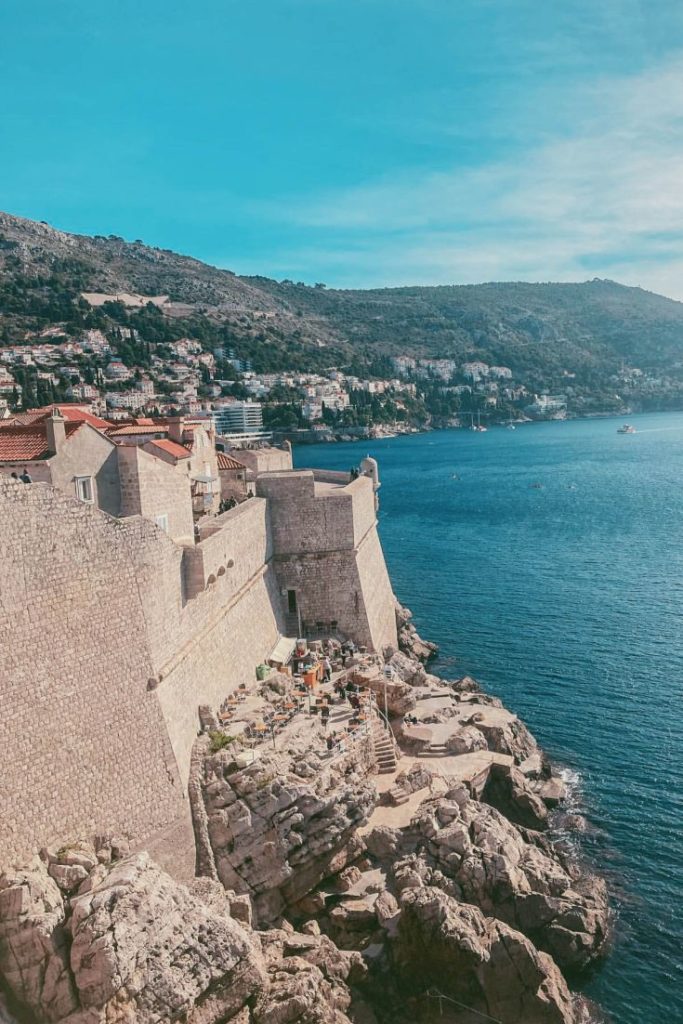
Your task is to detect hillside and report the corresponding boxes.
[0,211,346,373]
[251,277,683,378]
[3,209,683,386]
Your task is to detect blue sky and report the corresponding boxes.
[2,0,683,296]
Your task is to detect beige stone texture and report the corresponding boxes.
[0,481,183,867]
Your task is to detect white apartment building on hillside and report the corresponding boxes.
[211,400,264,435]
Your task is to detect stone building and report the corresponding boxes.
[217,450,248,502]
[0,408,195,543]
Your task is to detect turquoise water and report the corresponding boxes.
[295,413,683,1024]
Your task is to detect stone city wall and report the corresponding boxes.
[259,472,397,653]
[0,481,184,867]
[256,471,356,554]
[0,461,398,867]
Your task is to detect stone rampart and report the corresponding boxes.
[258,472,397,652]
[0,458,398,867]
[0,481,184,867]
[183,499,271,598]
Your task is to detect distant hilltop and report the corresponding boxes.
[4,209,683,408]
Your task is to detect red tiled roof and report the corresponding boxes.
[8,412,43,426]
[56,406,112,429]
[217,451,246,471]
[18,404,112,430]
[146,438,191,460]
[109,424,168,436]
[0,422,82,462]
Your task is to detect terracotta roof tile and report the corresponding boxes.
[217,451,246,471]
[147,438,191,460]
[19,404,112,430]
[109,424,168,436]
[0,422,82,462]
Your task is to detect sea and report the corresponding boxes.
[295,412,683,1024]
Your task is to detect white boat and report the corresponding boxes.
[617,424,636,434]
[469,412,488,432]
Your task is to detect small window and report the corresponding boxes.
[287,589,298,614]
[155,513,169,534]
[75,476,93,503]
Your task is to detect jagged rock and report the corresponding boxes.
[395,887,579,1024]
[68,853,265,1022]
[451,674,481,693]
[254,929,363,1024]
[289,892,326,917]
[393,763,433,796]
[0,859,78,1022]
[519,752,547,780]
[386,651,427,688]
[374,890,400,929]
[363,826,403,862]
[337,866,362,892]
[445,725,489,755]
[48,863,89,895]
[472,715,539,763]
[405,791,609,971]
[538,777,568,808]
[327,896,380,950]
[394,601,438,663]
[358,788,608,974]
[201,752,377,924]
[482,763,549,830]
[254,956,353,1024]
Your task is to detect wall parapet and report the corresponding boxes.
[184,498,271,599]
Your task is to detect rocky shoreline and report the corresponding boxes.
[0,609,610,1024]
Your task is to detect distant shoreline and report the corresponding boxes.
[288,408,681,446]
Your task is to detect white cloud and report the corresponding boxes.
[257,54,683,298]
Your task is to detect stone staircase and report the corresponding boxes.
[417,742,448,758]
[386,783,410,806]
[371,717,398,775]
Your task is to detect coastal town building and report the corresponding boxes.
[211,399,264,435]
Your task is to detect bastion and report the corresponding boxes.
[0,462,397,869]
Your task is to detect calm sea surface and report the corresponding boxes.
[295,412,683,1024]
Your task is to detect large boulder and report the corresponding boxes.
[68,853,265,1022]
[394,886,578,1024]
[472,715,540,763]
[202,754,377,924]
[0,859,78,1022]
[481,763,550,830]
[254,928,364,1024]
[386,651,427,688]
[445,725,489,756]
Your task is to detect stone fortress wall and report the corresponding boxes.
[256,469,396,650]
[0,482,183,869]
[0,463,398,867]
